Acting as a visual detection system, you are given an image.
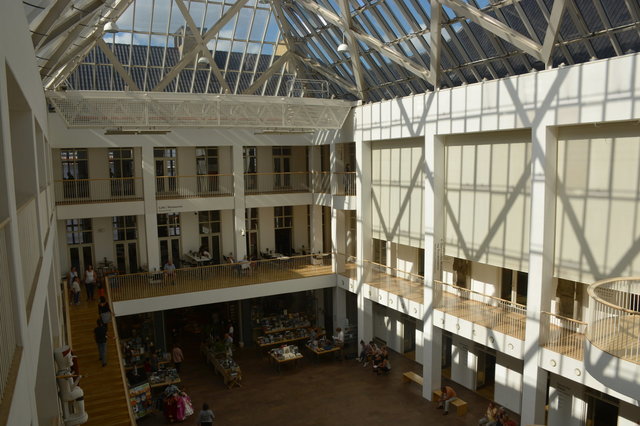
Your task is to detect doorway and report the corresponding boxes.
[402,315,416,360]
[476,349,496,400]
[154,148,177,194]
[586,392,618,426]
[275,229,292,256]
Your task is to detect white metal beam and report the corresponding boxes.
[37,0,104,50]
[243,51,292,95]
[338,0,366,100]
[541,0,567,66]
[173,0,231,93]
[293,54,359,97]
[430,0,442,89]
[96,38,140,91]
[439,0,543,61]
[30,0,73,48]
[153,0,249,92]
[296,0,431,83]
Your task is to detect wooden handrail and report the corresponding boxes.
[363,259,424,280]
[588,277,640,315]
[243,171,310,176]
[16,196,37,213]
[541,311,587,326]
[0,217,10,231]
[54,177,142,182]
[155,173,233,178]
[105,276,137,423]
[435,280,527,310]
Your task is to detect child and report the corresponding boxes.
[71,277,81,305]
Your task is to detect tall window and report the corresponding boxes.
[196,147,219,193]
[109,148,134,196]
[158,213,181,264]
[154,148,177,194]
[198,210,221,264]
[66,218,93,272]
[273,146,291,188]
[274,206,293,255]
[60,149,89,198]
[245,208,259,259]
[243,146,257,190]
[113,216,138,273]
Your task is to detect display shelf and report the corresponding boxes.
[129,382,152,419]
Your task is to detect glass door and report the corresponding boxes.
[154,148,177,195]
[61,149,89,199]
[109,148,134,197]
[196,147,219,195]
[158,213,181,265]
[273,146,291,189]
[243,147,257,191]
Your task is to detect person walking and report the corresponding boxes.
[84,265,96,301]
[97,296,112,329]
[94,318,108,367]
[197,403,215,425]
[172,344,184,373]
[70,276,81,305]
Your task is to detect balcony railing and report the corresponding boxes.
[244,172,310,194]
[541,312,586,361]
[156,174,233,199]
[587,277,640,365]
[108,253,333,302]
[336,253,357,280]
[363,260,424,303]
[0,218,19,405]
[312,172,331,194]
[334,172,356,196]
[434,281,527,340]
[54,177,143,204]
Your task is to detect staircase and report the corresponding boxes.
[67,296,132,425]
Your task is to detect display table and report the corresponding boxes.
[129,382,152,419]
[305,344,342,361]
[269,345,303,372]
[269,352,303,372]
[211,356,242,388]
[148,369,181,388]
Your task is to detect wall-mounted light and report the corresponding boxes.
[104,21,119,34]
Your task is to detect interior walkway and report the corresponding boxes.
[138,333,521,426]
[67,296,131,425]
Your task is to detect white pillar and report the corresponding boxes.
[309,205,323,254]
[333,286,347,331]
[521,123,557,425]
[357,291,373,343]
[232,145,247,260]
[422,130,445,399]
[332,209,346,272]
[141,145,160,270]
[548,375,587,426]
[356,136,372,345]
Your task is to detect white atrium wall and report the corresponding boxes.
[354,53,640,426]
[1,1,61,424]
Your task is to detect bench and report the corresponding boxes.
[432,389,467,416]
[402,371,423,386]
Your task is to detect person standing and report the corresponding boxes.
[172,344,184,373]
[164,259,177,285]
[68,266,79,284]
[197,403,215,426]
[84,265,96,301]
[70,276,81,305]
[94,319,108,367]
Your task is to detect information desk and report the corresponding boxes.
[305,344,342,361]
[269,352,303,372]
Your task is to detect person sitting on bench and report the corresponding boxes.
[437,385,457,415]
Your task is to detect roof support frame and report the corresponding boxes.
[338,0,366,100]
[438,0,543,61]
[152,0,249,92]
[243,51,292,95]
[292,54,360,97]
[590,0,623,56]
[173,0,231,94]
[96,38,140,91]
[37,0,104,50]
[541,0,568,66]
[296,0,432,84]
[30,0,73,48]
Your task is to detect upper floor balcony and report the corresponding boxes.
[434,281,527,341]
[363,260,423,304]
[54,177,143,204]
[156,174,234,199]
[244,172,310,195]
[584,277,640,399]
[311,171,356,196]
[107,253,333,305]
[540,312,586,361]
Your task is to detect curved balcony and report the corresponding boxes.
[585,277,640,399]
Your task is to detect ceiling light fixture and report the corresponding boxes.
[337,32,349,53]
[197,56,209,66]
[103,21,119,34]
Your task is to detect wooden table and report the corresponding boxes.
[305,344,342,361]
[269,353,303,372]
[149,377,181,389]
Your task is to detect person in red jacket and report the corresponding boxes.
[437,385,457,415]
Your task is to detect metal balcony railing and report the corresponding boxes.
[155,174,234,199]
[334,172,356,196]
[363,259,424,303]
[587,277,640,364]
[54,177,143,204]
[244,172,310,194]
[433,281,527,340]
[311,171,330,194]
[108,253,333,302]
[540,311,587,361]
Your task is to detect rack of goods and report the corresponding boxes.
[148,368,181,388]
[201,338,242,388]
[255,312,324,348]
[129,382,152,419]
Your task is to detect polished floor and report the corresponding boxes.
[67,295,131,425]
[138,335,520,426]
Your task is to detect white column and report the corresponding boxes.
[332,209,346,272]
[309,204,323,254]
[548,375,587,426]
[422,130,445,400]
[141,145,160,270]
[333,286,347,331]
[232,145,247,260]
[521,123,557,425]
[356,137,372,344]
